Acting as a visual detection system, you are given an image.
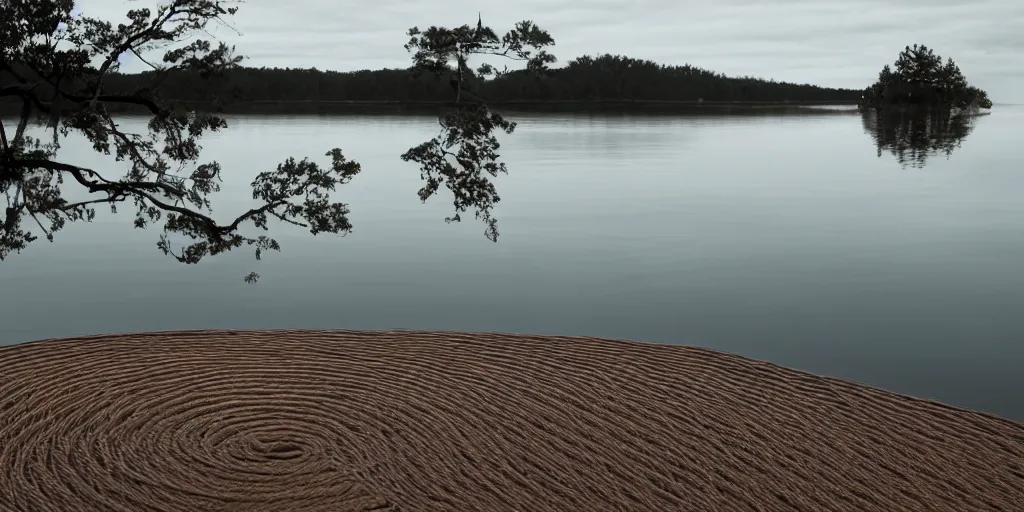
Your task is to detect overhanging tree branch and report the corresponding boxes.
[0,1,347,281]
[402,15,555,241]
[2,3,542,282]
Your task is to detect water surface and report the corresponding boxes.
[3,107,1023,420]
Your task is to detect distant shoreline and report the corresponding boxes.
[1,98,861,117]
[194,99,860,105]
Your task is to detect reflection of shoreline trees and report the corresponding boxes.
[862,108,982,168]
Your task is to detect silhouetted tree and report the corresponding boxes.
[861,108,980,168]
[399,16,555,241]
[0,2,545,281]
[860,45,992,111]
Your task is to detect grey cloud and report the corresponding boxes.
[76,0,1024,101]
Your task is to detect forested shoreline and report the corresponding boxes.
[1,54,862,114]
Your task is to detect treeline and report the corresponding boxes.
[85,54,859,106]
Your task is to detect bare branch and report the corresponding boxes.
[130,47,162,71]
[9,159,181,198]
[0,117,8,151]
[26,208,54,241]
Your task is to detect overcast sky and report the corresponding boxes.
[78,0,1023,102]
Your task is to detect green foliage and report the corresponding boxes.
[860,45,992,111]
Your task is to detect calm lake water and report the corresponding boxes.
[3,107,1023,421]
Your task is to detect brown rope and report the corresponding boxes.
[1,330,1022,511]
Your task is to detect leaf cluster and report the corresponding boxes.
[401,15,555,241]
[405,16,555,81]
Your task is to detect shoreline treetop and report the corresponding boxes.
[860,44,992,111]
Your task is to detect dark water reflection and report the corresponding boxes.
[862,108,983,168]
[2,107,1024,421]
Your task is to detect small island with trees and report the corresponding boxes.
[858,44,992,113]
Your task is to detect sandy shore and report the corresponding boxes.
[1,330,1022,511]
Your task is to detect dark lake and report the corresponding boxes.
[3,106,1023,421]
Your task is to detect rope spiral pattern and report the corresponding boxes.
[1,330,1023,511]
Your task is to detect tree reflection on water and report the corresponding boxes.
[861,108,986,168]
